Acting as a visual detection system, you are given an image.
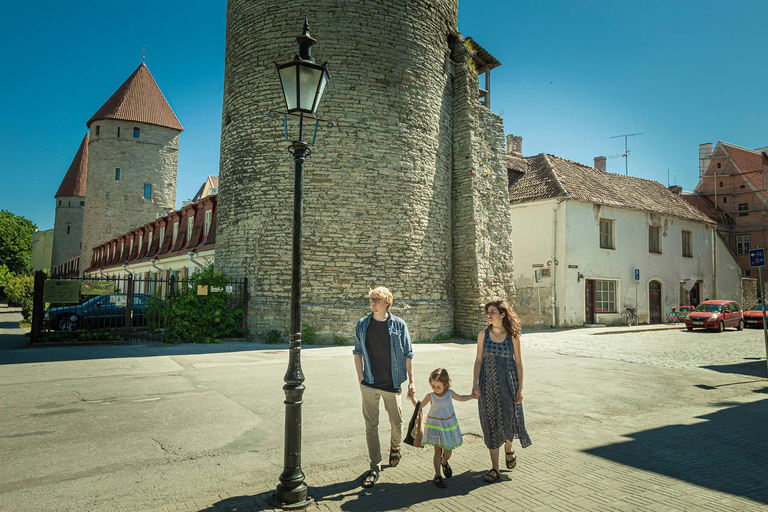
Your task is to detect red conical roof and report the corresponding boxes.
[55,134,89,198]
[86,63,183,131]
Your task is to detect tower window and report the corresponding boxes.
[67,226,71,234]
[95,125,100,136]
[58,200,61,206]
[134,127,140,138]
[117,127,121,138]
[717,163,721,169]
[115,168,121,181]
[144,184,152,199]
[80,201,84,206]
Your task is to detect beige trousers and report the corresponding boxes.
[360,384,403,471]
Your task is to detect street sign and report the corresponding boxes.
[634,269,640,282]
[534,269,542,283]
[749,248,765,268]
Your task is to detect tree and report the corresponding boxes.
[0,210,36,275]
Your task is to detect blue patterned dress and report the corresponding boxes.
[478,329,532,450]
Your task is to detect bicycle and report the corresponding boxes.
[623,306,636,327]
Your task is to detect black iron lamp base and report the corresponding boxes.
[270,490,313,510]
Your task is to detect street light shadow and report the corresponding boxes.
[584,398,768,505]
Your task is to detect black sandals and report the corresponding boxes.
[433,475,447,488]
[362,470,379,488]
[389,450,401,467]
[441,461,453,478]
[483,468,500,482]
[506,450,517,470]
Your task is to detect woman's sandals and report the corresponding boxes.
[505,450,517,470]
[362,470,379,488]
[389,450,401,467]
[483,468,500,482]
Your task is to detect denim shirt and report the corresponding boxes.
[353,312,413,389]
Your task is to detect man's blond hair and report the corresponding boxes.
[369,286,394,311]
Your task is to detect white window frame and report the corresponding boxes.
[187,217,194,241]
[205,210,212,236]
[736,234,751,254]
[595,280,617,313]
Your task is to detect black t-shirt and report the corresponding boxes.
[363,317,396,392]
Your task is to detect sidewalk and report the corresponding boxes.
[145,393,766,512]
[0,303,30,350]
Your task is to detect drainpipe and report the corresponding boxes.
[122,264,133,278]
[188,251,205,271]
[550,196,567,327]
[150,259,162,273]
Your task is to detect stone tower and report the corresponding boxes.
[52,133,88,268]
[217,1,515,340]
[80,63,183,272]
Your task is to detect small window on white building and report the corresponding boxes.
[599,218,614,249]
[595,280,616,313]
[649,226,661,254]
[736,234,751,254]
[682,231,692,257]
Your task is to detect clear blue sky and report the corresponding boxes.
[2,1,765,230]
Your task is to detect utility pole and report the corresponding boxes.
[609,133,642,175]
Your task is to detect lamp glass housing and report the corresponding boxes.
[277,60,329,116]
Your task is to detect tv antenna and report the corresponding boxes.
[609,132,642,175]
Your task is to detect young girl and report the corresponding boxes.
[417,368,476,488]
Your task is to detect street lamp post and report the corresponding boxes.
[274,19,330,509]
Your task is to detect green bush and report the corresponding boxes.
[147,264,249,344]
[265,329,282,344]
[6,274,34,321]
[333,336,346,345]
[44,330,118,343]
[302,323,317,344]
[0,264,11,301]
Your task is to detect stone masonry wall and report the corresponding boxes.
[81,120,179,271]
[450,40,516,338]
[52,196,84,268]
[218,0,460,341]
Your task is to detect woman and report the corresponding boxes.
[472,299,531,483]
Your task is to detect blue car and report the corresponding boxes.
[44,294,150,331]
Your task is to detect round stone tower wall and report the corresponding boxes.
[218,0,460,341]
[52,197,85,268]
[81,119,179,271]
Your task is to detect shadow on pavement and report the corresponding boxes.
[701,358,767,378]
[0,341,313,366]
[585,399,768,505]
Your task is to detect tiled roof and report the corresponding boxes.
[55,134,88,198]
[509,153,714,224]
[681,194,721,223]
[191,176,219,203]
[708,142,764,173]
[87,63,183,131]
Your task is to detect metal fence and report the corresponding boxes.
[30,271,248,344]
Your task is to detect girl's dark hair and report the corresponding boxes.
[429,368,451,390]
[485,299,522,339]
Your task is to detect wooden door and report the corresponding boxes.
[649,280,662,324]
[585,280,595,324]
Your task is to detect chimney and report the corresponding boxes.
[699,143,712,177]
[506,134,522,157]
[668,185,682,195]
[594,156,607,172]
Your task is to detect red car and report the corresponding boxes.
[685,300,744,332]
[743,304,768,328]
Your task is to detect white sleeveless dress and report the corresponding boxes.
[423,391,463,450]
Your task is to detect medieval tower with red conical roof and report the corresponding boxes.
[79,63,183,271]
[52,133,89,268]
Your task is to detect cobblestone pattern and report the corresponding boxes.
[81,119,179,270]
[216,1,514,342]
[52,196,84,268]
[144,399,767,512]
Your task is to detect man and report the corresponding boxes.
[353,286,415,488]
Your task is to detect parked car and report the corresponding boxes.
[742,304,768,328]
[684,300,743,332]
[44,294,150,331]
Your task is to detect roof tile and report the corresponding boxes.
[55,134,88,198]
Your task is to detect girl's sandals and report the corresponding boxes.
[506,450,517,470]
[441,461,453,478]
[483,468,500,482]
[433,475,447,488]
[362,470,379,488]
[389,450,401,467]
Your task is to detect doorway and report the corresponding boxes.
[585,280,595,324]
[649,280,662,324]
